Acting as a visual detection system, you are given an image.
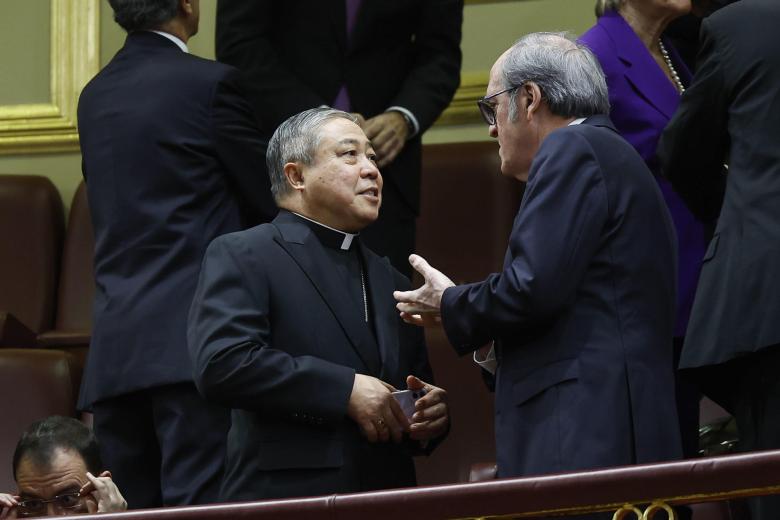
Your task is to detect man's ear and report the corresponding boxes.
[283,162,305,192]
[180,0,194,15]
[523,82,544,120]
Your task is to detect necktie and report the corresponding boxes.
[332,0,362,111]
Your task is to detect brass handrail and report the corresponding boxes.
[74,449,780,519]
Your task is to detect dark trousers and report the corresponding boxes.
[361,181,416,279]
[674,337,701,459]
[728,345,780,520]
[92,383,230,509]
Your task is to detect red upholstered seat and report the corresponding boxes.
[37,181,95,368]
[0,349,81,491]
[0,175,64,346]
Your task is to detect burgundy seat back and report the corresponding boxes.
[0,349,79,492]
[0,175,64,335]
[54,181,95,332]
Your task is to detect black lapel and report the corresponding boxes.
[272,214,382,375]
[330,0,348,56]
[362,246,400,382]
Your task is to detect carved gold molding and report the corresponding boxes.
[436,71,489,126]
[465,0,526,4]
[0,0,100,155]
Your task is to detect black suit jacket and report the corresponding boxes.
[76,32,276,408]
[442,117,682,478]
[187,211,433,500]
[659,0,780,370]
[215,0,463,215]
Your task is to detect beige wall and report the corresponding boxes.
[0,0,596,211]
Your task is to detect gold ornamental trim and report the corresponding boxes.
[0,0,100,155]
[454,483,780,519]
[436,71,489,126]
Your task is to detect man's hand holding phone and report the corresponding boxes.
[399,375,449,441]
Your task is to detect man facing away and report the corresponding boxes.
[214,0,463,277]
[1,417,126,518]
[76,0,276,508]
[659,2,780,517]
[396,33,683,479]
[188,108,449,501]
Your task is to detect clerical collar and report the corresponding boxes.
[291,212,359,251]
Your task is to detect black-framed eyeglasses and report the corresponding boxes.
[17,492,83,516]
[477,86,519,126]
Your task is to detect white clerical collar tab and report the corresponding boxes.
[291,211,359,250]
[340,234,354,250]
[569,117,586,126]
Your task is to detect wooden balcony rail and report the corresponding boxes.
[73,449,780,520]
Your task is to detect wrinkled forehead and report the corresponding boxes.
[16,448,87,496]
[316,119,373,153]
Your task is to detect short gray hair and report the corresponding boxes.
[595,0,623,17]
[108,0,178,32]
[502,32,609,121]
[266,107,357,201]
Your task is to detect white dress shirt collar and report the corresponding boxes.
[149,30,189,53]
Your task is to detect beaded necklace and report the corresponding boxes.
[658,39,685,94]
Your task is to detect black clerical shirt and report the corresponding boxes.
[290,212,377,340]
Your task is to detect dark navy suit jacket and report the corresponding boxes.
[660,0,780,373]
[441,116,683,478]
[580,11,706,338]
[187,211,433,500]
[76,32,276,408]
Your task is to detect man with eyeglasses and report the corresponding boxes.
[1,417,126,518]
[395,33,683,482]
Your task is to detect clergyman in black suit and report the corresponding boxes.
[76,0,276,508]
[214,0,463,277]
[187,108,449,501]
[659,1,780,518]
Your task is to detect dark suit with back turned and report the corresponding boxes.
[441,117,683,478]
[214,0,462,275]
[187,211,433,500]
[77,31,276,507]
[659,2,780,517]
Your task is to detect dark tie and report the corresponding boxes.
[332,0,362,111]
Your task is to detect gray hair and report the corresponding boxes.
[595,0,624,17]
[501,32,609,121]
[107,0,178,32]
[266,107,357,201]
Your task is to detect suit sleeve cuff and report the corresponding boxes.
[386,106,419,139]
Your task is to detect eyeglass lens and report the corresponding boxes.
[18,493,83,515]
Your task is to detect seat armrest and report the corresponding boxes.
[0,311,38,347]
[37,329,91,348]
[469,462,498,482]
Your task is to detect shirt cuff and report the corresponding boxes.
[386,106,419,139]
[473,343,497,375]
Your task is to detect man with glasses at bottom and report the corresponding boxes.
[1,417,126,518]
[395,32,683,495]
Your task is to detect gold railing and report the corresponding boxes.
[73,450,780,519]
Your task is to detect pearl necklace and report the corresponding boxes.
[658,39,685,94]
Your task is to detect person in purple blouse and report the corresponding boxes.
[580,0,706,459]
